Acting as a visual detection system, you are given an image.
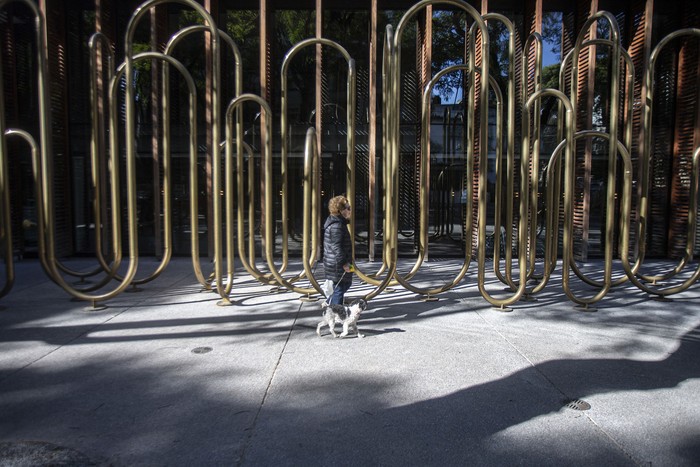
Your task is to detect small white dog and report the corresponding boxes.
[317,298,367,338]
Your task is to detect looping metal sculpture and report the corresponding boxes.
[0,0,698,310]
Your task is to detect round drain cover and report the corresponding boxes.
[191,346,213,354]
[565,399,591,411]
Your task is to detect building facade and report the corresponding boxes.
[1,0,699,266]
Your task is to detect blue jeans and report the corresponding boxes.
[329,275,352,305]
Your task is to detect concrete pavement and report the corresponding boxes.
[0,257,699,466]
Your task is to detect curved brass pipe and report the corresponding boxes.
[362,25,399,301]
[0,0,132,306]
[559,38,636,289]
[47,32,123,295]
[477,71,529,308]
[0,2,18,299]
[234,138,277,285]
[126,0,223,303]
[87,32,115,278]
[391,63,493,297]
[481,13,516,290]
[301,127,325,295]
[45,51,194,304]
[563,131,644,300]
[50,32,117,285]
[389,0,489,298]
[165,24,243,300]
[280,38,355,286]
[228,93,316,295]
[636,29,700,287]
[0,2,121,297]
[0,129,16,299]
[521,33,543,287]
[226,106,277,286]
[562,11,621,307]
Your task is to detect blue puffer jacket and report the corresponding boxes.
[322,214,352,282]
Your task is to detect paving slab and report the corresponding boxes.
[0,257,698,466]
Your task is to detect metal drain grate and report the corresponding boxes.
[565,399,591,411]
[191,346,213,354]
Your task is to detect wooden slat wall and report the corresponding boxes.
[2,0,697,261]
[649,7,675,256]
[523,0,539,258]
[416,9,430,250]
[1,8,22,254]
[572,0,596,260]
[44,0,73,256]
[625,0,650,255]
[669,2,700,257]
[468,0,487,256]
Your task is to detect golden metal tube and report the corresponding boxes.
[41,41,128,302]
[362,25,398,301]
[228,93,315,295]
[387,1,488,299]
[99,51,196,293]
[301,127,324,295]
[227,108,276,285]
[49,33,117,285]
[481,13,516,290]
[521,33,543,286]
[128,0,224,303]
[53,32,116,284]
[280,38,355,286]
[0,0,133,305]
[0,2,117,296]
[165,24,243,299]
[0,11,13,297]
[559,39,637,289]
[0,128,16,299]
[391,63,476,296]
[560,12,621,307]
[49,51,194,302]
[234,138,276,285]
[477,71,529,308]
[635,29,700,288]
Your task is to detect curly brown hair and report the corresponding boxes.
[328,195,349,215]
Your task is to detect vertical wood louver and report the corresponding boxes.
[669,2,700,257]
[572,0,596,261]
[0,0,697,261]
[626,0,650,257]
[44,0,73,256]
[1,8,23,254]
[469,1,485,257]
[649,8,676,256]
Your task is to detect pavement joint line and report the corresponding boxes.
[475,307,571,399]
[582,411,646,466]
[475,308,646,466]
[0,310,126,386]
[0,271,194,386]
[235,298,303,466]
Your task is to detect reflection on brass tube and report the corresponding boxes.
[301,127,324,295]
[636,29,700,290]
[559,39,636,289]
[562,12,621,307]
[281,38,355,287]
[165,25,243,296]
[386,0,488,298]
[0,1,15,298]
[1,1,698,308]
[229,93,315,295]
[0,128,16,299]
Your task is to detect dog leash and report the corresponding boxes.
[323,270,348,306]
